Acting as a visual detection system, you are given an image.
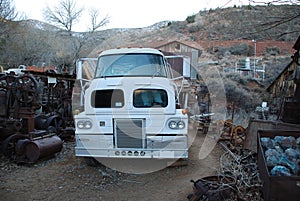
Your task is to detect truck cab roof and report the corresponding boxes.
[98,48,164,57]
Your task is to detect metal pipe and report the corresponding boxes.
[219,141,239,162]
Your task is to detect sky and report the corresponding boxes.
[14,0,254,32]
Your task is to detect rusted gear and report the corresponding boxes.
[1,134,29,160]
[233,125,246,145]
[224,119,233,129]
[13,74,38,104]
[13,121,23,132]
[53,81,67,98]
[46,115,65,129]
[34,114,66,134]
[0,74,16,91]
[233,125,245,135]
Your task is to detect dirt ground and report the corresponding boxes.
[0,123,224,201]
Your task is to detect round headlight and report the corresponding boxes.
[84,121,92,129]
[177,121,185,129]
[77,120,92,129]
[169,121,177,129]
[77,121,85,129]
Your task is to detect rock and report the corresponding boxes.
[266,155,280,167]
[261,137,274,149]
[270,165,291,176]
[279,155,299,174]
[274,136,296,150]
[285,148,299,161]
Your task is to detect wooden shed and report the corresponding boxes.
[155,40,203,79]
[267,36,300,124]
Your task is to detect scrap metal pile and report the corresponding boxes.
[217,119,246,149]
[0,70,75,164]
[188,148,263,201]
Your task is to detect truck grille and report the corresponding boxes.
[114,119,144,148]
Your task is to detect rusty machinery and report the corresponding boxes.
[192,83,213,134]
[0,70,75,163]
[217,119,246,148]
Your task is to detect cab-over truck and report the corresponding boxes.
[74,48,189,160]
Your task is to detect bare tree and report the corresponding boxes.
[0,0,18,21]
[88,8,110,32]
[249,0,300,37]
[43,0,83,32]
[250,0,299,5]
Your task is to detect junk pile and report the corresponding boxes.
[192,102,247,150]
[190,113,213,134]
[217,119,246,149]
[187,175,236,201]
[0,70,75,164]
[188,147,263,201]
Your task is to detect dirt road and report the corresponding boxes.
[0,124,223,201]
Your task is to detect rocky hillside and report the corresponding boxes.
[0,5,298,71]
[0,5,300,91]
[175,4,299,41]
[0,4,298,115]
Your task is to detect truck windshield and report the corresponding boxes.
[95,53,167,78]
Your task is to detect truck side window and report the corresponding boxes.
[133,89,168,108]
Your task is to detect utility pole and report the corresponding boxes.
[252,39,256,79]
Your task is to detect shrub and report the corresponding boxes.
[263,46,280,56]
[188,25,200,33]
[229,43,252,56]
[186,14,196,23]
[208,43,253,57]
[222,78,262,112]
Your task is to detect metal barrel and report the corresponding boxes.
[24,135,63,163]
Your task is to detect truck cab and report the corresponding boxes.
[74,48,188,160]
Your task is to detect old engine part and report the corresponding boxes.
[0,71,75,164]
[2,133,63,164]
[187,175,236,201]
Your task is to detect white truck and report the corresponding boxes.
[5,65,26,75]
[74,48,189,161]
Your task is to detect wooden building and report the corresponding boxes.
[155,40,203,79]
[267,36,300,124]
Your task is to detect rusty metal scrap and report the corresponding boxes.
[218,119,247,149]
[0,71,75,164]
[188,175,236,201]
[219,147,263,201]
[188,143,263,201]
[191,113,214,134]
[188,146,263,201]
